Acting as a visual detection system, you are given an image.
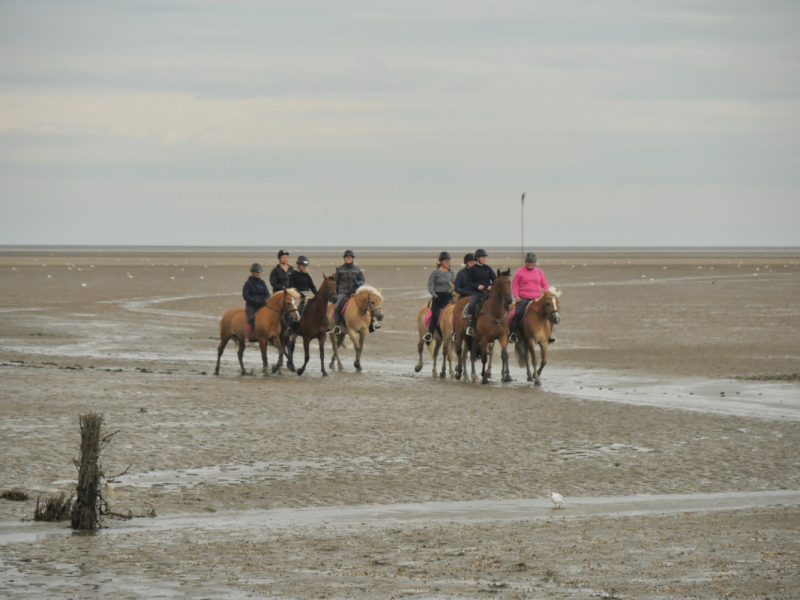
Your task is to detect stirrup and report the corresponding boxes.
[508,332,518,343]
[548,336,556,344]
[332,326,341,335]
[465,326,475,336]
[422,332,433,344]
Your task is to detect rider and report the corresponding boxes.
[454,253,476,298]
[422,252,455,344]
[269,249,295,293]
[464,248,496,336]
[284,255,317,342]
[332,249,365,334]
[509,252,555,344]
[242,263,269,342]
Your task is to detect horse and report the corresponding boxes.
[514,288,561,385]
[328,285,384,372]
[214,289,302,376]
[286,275,338,377]
[414,296,457,378]
[452,296,495,381]
[466,269,513,384]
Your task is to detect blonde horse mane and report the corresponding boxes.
[283,288,302,300]
[547,286,562,298]
[356,285,383,300]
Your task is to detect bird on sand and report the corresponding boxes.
[547,489,565,509]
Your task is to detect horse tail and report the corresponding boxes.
[514,338,527,368]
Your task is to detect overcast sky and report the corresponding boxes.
[1,1,798,247]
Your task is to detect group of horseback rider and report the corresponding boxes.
[242,249,365,340]
[422,249,555,344]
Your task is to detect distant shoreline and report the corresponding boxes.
[2,245,799,254]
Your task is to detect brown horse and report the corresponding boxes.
[514,288,561,385]
[214,289,302,376]
[465,269,513,384]
[286,275,338,377]
[452,296,495,381]
[414,297,457,378]
[328,285,384,372]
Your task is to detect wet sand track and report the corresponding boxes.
[1,249,799,598]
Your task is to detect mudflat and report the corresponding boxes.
[1,248,799,599]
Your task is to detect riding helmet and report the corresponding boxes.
[250,263,263,273]
[277,249,289,259]
[463,253,475,264]
[296,255,310,266]
[474,248,488,258]
[343,249,355,258]
[525,252,538,263]
[438,251,451,261]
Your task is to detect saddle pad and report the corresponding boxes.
[423,309,448,329]
[509,303,531,322]
[330,296,351,321]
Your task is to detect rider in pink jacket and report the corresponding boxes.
[509,252,556,343]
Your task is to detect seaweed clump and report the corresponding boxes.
[34,493,73,521]
[1,489,29,501]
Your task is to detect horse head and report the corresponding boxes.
[494,269,513,307]
[357,285,384,325]
[283,289,302,323]
[320,274,337,303]
[543,287,561,324]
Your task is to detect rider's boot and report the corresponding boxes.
[465,314,475,337]
[549,335,556,344]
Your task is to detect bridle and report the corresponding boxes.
[356,292,383,320]
[536,293,560,324]
[479,278,512,334]
[265,291,300,322]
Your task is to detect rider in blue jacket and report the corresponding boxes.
[454,253,476,298]
[243,263,269,341]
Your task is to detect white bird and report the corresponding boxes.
[547,489,565,509]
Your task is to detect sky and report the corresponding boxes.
[1,0,799,247]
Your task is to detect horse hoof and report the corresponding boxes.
[481,378,490,385]
[288,364,296,373]
[214,371,219,376]
[296,368,304,376]
[503,376,512,383]
[271,365,279,374]
[322,372,329,378]
[534,380,542,387]
[527,377,534,383]
[454,374,461,380]
[414,365,422,373]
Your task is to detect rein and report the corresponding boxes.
[478,285,511,336]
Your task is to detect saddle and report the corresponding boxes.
[461,295,487,319]
[508,302,531,323]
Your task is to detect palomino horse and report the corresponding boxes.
[462,270,513,384]
[214,289,302,376]
[286,275,338,377]
[414,296,457,378]
[453,297,496,381]
[514,288,561,386]
[328,285,384,372]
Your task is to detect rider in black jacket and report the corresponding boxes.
[332,249,365,334]
[288,256,317,296]
[243,263,269,341]
[454,252,476,298]
[269,249,295,293]
[464,248,496,335]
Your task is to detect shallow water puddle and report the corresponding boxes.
[3,490,797,547]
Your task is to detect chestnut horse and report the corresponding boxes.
[514,288,561,385]
[414,296,457,378]
[452,296,495,381]
[328,285,384,372]
[214,289,302,376]
[457,269,513,384]
[286,275,338,377]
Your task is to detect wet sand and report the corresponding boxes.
[1,248,799,598]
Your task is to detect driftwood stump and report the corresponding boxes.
[71,413,104,530]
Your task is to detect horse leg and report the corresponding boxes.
[431,340,441,377]
[237,337,247,376]
[297,336,311,376]
[415,337,425,373]
[525,338,535,382]
[444,340,454,379]
[536,341,548,384]
[215,334,231,375]
[485,342,494,378]
[454,337,463,380]
[500,338,512,383]
[351,329,363,371]
[470,337,480,384]
[258,338,269,375]
[330,334,344,371]
[271,339,285,374]
[480,340,490,385]
[318,334,328,377]
[286,332,297,373]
